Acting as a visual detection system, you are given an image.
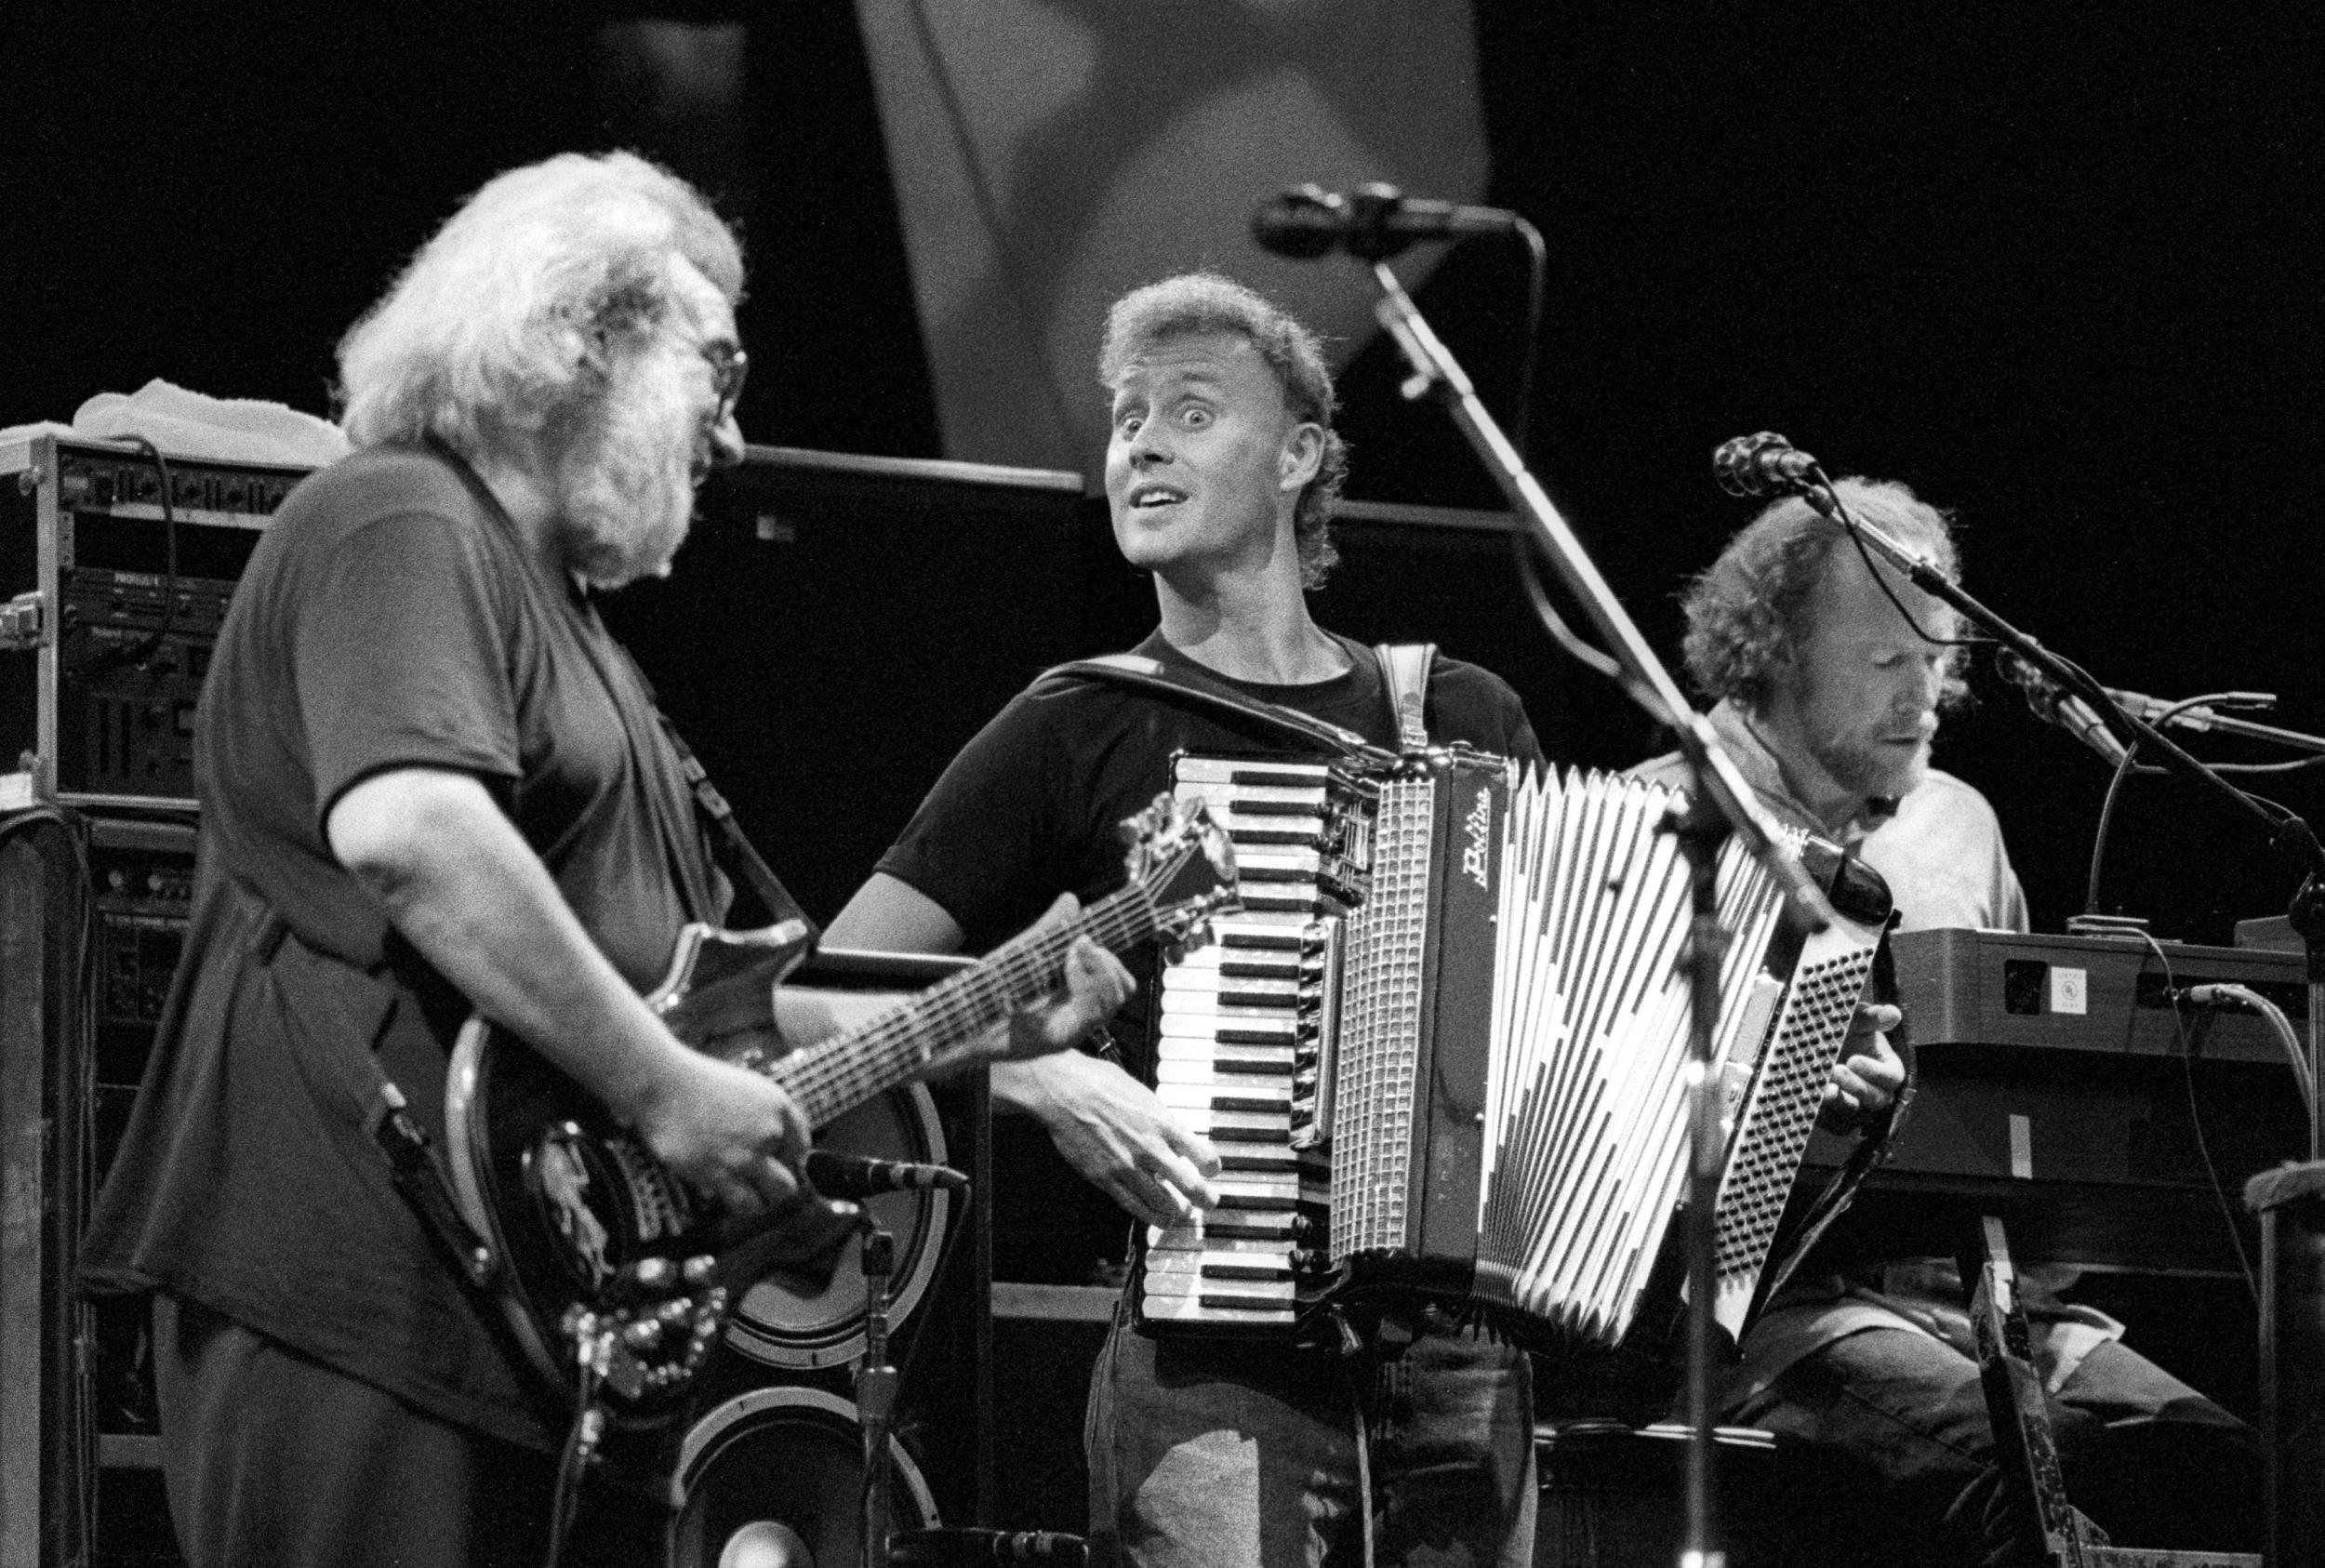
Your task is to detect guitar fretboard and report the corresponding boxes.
[770,884,1163,1126]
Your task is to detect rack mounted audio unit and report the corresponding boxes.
[0,434,307,808]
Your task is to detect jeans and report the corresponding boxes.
[1730,1324,2262,1567]
[1084,1308,1536,1568]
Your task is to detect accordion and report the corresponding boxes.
[1132,747,1893,1353]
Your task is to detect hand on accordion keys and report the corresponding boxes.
[993,1049,1224,1228]
[1817,1001,1906,1134]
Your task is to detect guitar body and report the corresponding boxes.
[446,921,856,1422]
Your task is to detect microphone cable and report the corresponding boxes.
[2083,691,2305,917]
[2127,929,2258,1303]
[1821,470,1990,659]
[83,436,183,676]
[2179,982,2313,1123]
[1497,218,1630,688]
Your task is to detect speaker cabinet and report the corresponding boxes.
[600,448,1096,926]
[0,810,194,1566]
[0,811,93,1568]
[671,1384,941,1568]
[988,1286,1114,1536]
[723,1083,955,1375]
[669,1065,989,1558]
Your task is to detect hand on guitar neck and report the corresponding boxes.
[997,891,1140,1061]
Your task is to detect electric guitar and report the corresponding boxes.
[443,793,1236,1419]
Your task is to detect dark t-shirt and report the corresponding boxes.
[876,627,1541,1080]
[80,444,728,1448]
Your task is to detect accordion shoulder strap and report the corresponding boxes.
[1372,643,1437,749]
[1030,652,1402,766]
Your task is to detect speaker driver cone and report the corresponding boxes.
[671,1385,938,1568]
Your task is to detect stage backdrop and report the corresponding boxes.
[854,0,1490,472]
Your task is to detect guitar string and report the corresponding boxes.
[774,883,1173,1122]
[785,889,1155,1105]
[778,827,1219,1113]
[780,894,1155,1121]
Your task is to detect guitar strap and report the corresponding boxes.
[1030,644,1434,764]
[648,709,817,940]
[232,877,506,1293]
[580,628,816,941]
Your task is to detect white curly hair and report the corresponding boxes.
[337,151,742,457]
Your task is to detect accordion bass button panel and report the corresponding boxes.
[1136,755,1372,1333]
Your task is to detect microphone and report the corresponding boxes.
[1997,652,2132,769]
[892,1528,1086,1563]
[893,1516,1083,1553]
[1713,432,1824,498]
[2099,685,2276,732]
[804,1149,969,1199]
[1252,182,1522,261]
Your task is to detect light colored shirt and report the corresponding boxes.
[1633,698,2028,935]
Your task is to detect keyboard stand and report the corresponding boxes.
[1965,1215,2259,1568]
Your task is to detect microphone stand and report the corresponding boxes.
[858,1220,899,1568]
[1364,264,1836,934]
[1791,474,2325,1568]
[2150,709,2325,760]
[1366,259,1835,1568]
[1791,478,2325,1157]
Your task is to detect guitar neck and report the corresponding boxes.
[769,884,1159,1127]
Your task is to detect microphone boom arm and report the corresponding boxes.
[1787,460,2325,1179]
[1800,481,2325,876]
[1367,262,1840,933]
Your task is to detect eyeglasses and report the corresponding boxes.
[702,344,749,424]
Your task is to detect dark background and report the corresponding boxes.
[7,0,2318,942]
[6,3,2317,1540]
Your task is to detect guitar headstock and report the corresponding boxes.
[1119,792,1240,944]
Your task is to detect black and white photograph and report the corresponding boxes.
[2,4,2317,1564]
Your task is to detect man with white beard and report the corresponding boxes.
[79,152,1128,1568]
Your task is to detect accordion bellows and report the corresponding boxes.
[1137,751,1893,1352]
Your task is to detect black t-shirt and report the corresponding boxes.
[876,627,1542,1080]
[202,443,725,987]
[81,444,727,1448]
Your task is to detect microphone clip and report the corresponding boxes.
[1339,185,1422,262]
[1995,650,2134,769]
